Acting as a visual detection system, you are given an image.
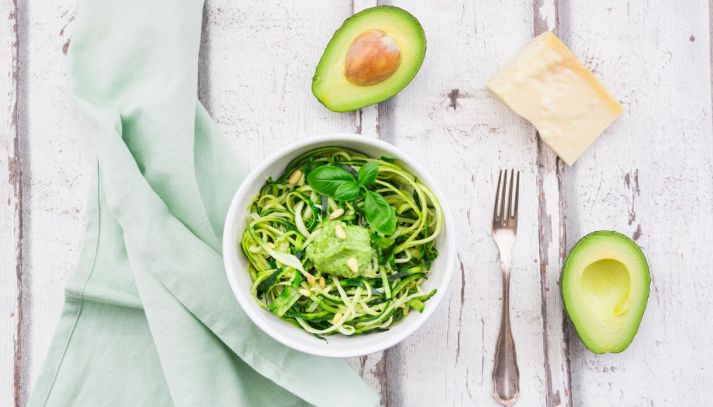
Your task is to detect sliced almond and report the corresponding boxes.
[288,170,302,185]
[329,207,345,220]
[335,224,347,240]
[346,257,359,274]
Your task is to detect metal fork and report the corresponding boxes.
[491,169,521,406]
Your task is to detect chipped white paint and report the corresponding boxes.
[1,1,21,406]
[15,4,89,407]
[1,1,713,406]
[536,0,557,34]
[377,1,561,405]
[351,0,381,140]
[563,1,713,406]
[533,1,571,406]
[343,0,388,400]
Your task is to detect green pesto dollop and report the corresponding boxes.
[306,221,374,278]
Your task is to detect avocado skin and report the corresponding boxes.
[312,6,426,112]
[560,230,651,354]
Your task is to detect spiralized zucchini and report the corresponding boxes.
[240,147,443,336]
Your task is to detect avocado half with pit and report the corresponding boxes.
[312,6,426,112]
[561,231,650,354]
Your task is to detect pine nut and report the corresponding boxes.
[329,208,345,220]
[288,170,302,185]
[319,276,326,288]
[347,257,359,274]
[335,224,346,240]
[299,288,311,297]
[306,274,316,286]
[332,312,343,324]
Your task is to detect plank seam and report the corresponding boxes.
[351,1,387,404]
[553,3,573,403]
[533,0,573,406]
[557,161,571,404]
[7,0,25,405]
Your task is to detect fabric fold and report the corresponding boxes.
[28,0,378,406]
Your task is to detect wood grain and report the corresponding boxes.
[563,1,713,405]
[0,0,23,405]
[532,1,572,406]
[342,1,390,403]
[2,0,713,406]
[9,2,89,406]
[199,1,356,167]
[197,0,392,401]
[375,0,557,405]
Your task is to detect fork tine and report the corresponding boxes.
[506,169,514,219]
[513,171,520,218]
[499,170,508,224]
[493,170,503,221]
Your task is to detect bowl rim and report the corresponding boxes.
[222,133,457,357]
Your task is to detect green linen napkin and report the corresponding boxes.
[27,0,378,406]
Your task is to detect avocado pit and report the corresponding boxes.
[345,30,401,86]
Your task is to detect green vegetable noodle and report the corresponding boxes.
[241,147,443,336]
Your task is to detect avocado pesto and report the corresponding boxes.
[241,147,442,336]
[307,221,373,279]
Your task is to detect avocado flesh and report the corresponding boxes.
[312,6,426,112]
[561,231,650,354]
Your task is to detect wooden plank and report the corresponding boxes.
[199,0,355,170]
[19,0,378,402]
[0,0,22,405]
[342,1,390,403]
[16,1,88,402]
[377,0,556,405]
[532,1,572,406]
[562,1,713,405]
[351,0,381,139]
[199,0,394,400]
[14,0,713,406]
[350,0,381,144]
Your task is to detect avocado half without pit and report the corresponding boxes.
[561,231,651,354]
[312,6,426,112]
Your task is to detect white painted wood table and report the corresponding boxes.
[2,1,712,406]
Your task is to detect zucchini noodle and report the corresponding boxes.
[240,147,443,337]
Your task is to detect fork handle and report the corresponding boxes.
[492,268,520,405]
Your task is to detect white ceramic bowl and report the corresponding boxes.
[223,134,456,357]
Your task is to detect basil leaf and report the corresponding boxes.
[364,190,396,235]
[358,162,379,186]
[333,181,360,200]
[306,165,359,200]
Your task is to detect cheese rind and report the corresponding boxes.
[487,31,623,165]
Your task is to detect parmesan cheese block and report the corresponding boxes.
[487,31,623,165]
